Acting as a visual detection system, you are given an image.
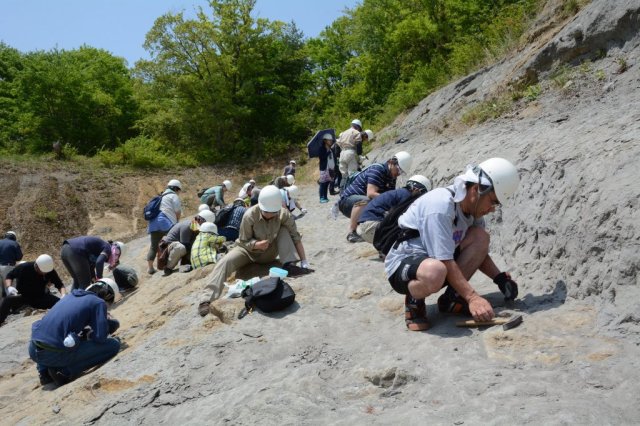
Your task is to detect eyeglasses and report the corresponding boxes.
[489,193,501,207]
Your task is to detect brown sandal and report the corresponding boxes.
[405,295,429,331]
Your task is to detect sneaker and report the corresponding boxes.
[405,295,429,331]
[320,198,329,203]
[163,268,174,276]
[147,268,156,275]
[346,231,364,243]
[330,203,339,220]
[180,265,193,273]
[198,302,210,317]
[39,370,54,386]
[47,368,71,386]
[283,263,314,278]
[437,286,471,315]
[329,189,340,196]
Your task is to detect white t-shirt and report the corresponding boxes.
[239,182,252,199]
[160,189,182,224]
[384,186,484,278]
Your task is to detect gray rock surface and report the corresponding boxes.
[1,0,640,424]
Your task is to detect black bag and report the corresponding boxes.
[214,205,235,227]
[373,193,422,255]
[143,193,168,221]
[238,277,295,319]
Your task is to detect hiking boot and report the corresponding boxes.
[405,295,429,331]
[39,370,54,386]
[198,302,210,317]
[147,267,156,275]
[163,268,174,276]
[47,368,71,387]
[346,231,364,243]
[437,286,471,315]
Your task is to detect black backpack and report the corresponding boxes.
[143,193,168,221]
[373,193,423,255]
[214,205,235,227]
[238,277,296,319]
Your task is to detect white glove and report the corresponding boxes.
[301,208,308,214]
[6,286,18,297]
[300,260,310,269]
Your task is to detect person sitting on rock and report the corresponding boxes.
[0,231,23,297]
[61,237,125,289]
[159,209,215,275]
[197,185,312,317]
[200,180,232,211]
[0,255,66,326]
[336,151,412,243]
[356,175,432,244]
[385,158,521,331]
[28,278,121,386]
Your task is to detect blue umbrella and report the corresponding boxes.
[307,128,336,158]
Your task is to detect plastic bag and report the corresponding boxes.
[224,276,261,298]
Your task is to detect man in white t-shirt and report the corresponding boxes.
[385,158,520,331]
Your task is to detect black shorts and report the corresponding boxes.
[388,247,461,295]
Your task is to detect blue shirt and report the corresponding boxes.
[31,289,111,349]
[0,238,22,265]
[224,205,247,230]
[358,188,412,224]
[341,163,396,199]
[65,236,112,278]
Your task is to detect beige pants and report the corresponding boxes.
[167,242,187,269]
[339,149,358,177]
[201,227,299,303]
[356,220,379,244]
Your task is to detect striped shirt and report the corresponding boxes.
[341,163,396,199]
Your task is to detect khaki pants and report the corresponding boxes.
[356,220,379,244]
[339,149,358,177]
[167,242,187,269]
[201,228,298,303]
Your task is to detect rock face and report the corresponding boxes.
[1,1,640,424]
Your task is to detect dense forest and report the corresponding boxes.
[0,0,548,167]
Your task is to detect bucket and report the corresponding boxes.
[269,267,289,279]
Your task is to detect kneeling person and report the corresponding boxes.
[198,185,311,316]
[191,222,226,269]
[28,278,121,386]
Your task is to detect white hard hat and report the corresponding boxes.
[249,179,256,184]
[223,180,232,190]
[199,222,218,234]
[364,129,374,140]
[478,157,520,205]
[5,231,16,240]
[393,151,412,174]
[88,278,121,304]
[286,174,295,185]
[287,185,299,199]
[407,175,432,192]
[322,133,333,140]
[35,254,54,273]
[351,119,362,128]
[167,179,182,190]
[290,159,296,164]
[258,185,283,213]
[197,210,216,223]
[198,204,210,212]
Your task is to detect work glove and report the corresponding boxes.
[493,272,518,301]
[6,286,18,297]
[300,259,310,269]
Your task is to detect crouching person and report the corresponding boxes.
[28,278,121,386]
[159,210,216,275]
[191,222,226,269]
[198,185,311,317]
[0,254,66,326]
[385,158,521,331]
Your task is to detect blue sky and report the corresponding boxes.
[0,0,358,66]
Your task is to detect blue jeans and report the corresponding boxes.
[29,338,120,378]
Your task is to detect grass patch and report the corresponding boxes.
[34,206,58,222]
[461,95,513,125]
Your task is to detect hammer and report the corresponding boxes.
[456,314,523,330]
